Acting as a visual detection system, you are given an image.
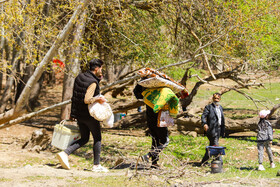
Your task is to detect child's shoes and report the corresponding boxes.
[271,163,276,168]
[258,164,265,171]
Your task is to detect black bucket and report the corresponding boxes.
[211,160,223,173]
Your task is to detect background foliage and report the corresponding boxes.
[0,0,279,115]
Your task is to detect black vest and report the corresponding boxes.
[70,70,100,119]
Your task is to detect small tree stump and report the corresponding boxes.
[22,128,51,153]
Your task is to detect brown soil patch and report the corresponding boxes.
[1,73,280,186]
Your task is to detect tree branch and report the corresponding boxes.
[102,54,203,91]
[0,0,8,4]
[0,0,91,125]
[180,17,216,79]
[0,100,71,129]
[181,68,264,108]
[269,103,280,118]
[193,74,262,109]
[14,0,90,113]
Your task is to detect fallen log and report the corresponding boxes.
[176,115,280,135]
[176,116,204,134]
[176,102,280,135]
[0,100,71,129]
[113,110,280,135]
[111,100,145,113]
[113,111,146,129]
[0,98,143,129]
[102,79,134,97]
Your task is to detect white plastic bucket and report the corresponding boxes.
[51,120,81,150]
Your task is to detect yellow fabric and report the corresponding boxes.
[142,87,179,117]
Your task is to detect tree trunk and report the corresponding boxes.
[0,15,4,91]
[27,72,44,111]
[0,37,10,94]
[0,4,3,90]
[104,50,114,83]
[0,100,71,129]
[176,103,280,135]
[22,0,53,111]
[112,113,279,135]
[0,0,91,125]
[15,63,44,112]
[111,99,144,113]
[113,112,146,129]
[0,24,25,113]
[61,10,87,120]
[0,68,2,92]
[0,60,17,113]
[180,68,190,87]
[111,79,134,98]
[14,0,90,113]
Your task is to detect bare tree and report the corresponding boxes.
[0,0,91,125]
[60,10,87,120]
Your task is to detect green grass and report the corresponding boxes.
[0,177,12,182]
[57,79,280,185]
[275,129,280,134]
[23,175,51,182]
[221,82,280,110]
[190,81,280,120]
[4,132,279,186]
[191,82,279,111]
[79,134,254,166]
[7,79,280,185]
[167,135,207,160]
[184,165,280,184]
[68,176,156,187]
[102,133,280,180]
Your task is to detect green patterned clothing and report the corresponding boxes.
[142,87,179,117]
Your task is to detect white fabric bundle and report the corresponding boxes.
[103,113,114,128]
[138,76,185,93]
[88,95,114,128]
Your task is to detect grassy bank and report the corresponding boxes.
[57,132,280,186]
[195,82,280,110]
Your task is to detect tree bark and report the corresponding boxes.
[111,79,134,98]
[176,115,280,135]
[0,4,4,91]
[105,58,114,84]
[112,100,144,113]
[0,61,17,113]
[113,112,146,129]
[0,100,71,129]
[0,22,25,113]
[61,10,87,120]
[15,63,44,112]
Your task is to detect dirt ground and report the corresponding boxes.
[1,74,280,186]
[0,125,126,186]
[0,85,129,186]
[0,84,150,186]
[2,118,280,186]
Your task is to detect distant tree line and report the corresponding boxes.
[0,0,279,127]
